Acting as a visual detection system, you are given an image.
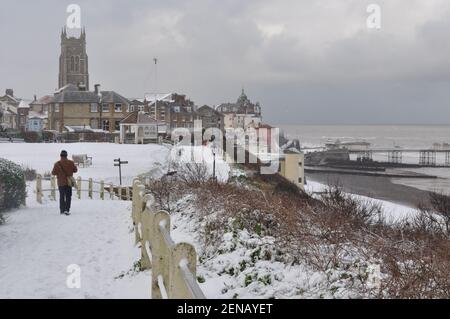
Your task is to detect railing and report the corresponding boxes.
[132,179,206,299]
[35,174,131,204]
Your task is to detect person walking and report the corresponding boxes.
[52,150,78,215]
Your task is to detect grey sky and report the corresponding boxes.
[1,0,450,124]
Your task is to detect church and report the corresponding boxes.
[47,27,131,133]
[58,27,90,90]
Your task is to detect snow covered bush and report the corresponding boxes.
[0,158,26,215]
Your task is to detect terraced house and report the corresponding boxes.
[48,84,130,133]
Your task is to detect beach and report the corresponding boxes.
[306,171,432,208]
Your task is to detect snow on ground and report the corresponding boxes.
[0,189,151,299]
[0,143,171,299]
[0,143,171,185]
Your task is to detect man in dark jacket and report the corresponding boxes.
[52,150,78,215]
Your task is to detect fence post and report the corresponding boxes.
[170,243,200,299]
[152,211,171,299]
[118,185,123,201]
[50,176,56,201]
[36,174,43,204]
[126,186,131,201]
[100,180,105,200]
[77,177,82,199]
[109,183,114,200]
[88,178,93,199]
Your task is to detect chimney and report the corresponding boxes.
[94,84,101,95]
[34,95,37,102]
[5,89,13,97]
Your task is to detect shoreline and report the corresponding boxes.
[306,172,432,208]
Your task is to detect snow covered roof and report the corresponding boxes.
[28,111,48,119]
[121,111,157,124]
[143,93,173,103]
[18,100,30,109]
[30,95,54,105]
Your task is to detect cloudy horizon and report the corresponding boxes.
[2,0,450,124]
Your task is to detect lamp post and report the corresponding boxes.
[211,140,217,182]
[153,57,158,130]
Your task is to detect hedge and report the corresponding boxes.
[0,158,26,214]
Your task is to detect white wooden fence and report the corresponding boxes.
[132,179,206,299]
[35,175,131,204]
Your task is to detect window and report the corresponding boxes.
[70,56,75,71]
[75,56,80,72]
[299,162,303,167]
[115,121,121,131]
[54,104,60,113]
[90,103,98,113]
[128,105,135,112]
[115,104,122,113]
[102,120,110,131]
[138,105,145,112]
[102,103,109,112]
[298,178,303,184]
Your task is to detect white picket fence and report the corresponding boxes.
[132,179,206,299]
[35,175,131,204]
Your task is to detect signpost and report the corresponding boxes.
[114,158,128,186]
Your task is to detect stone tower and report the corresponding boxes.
[58,27,89,90]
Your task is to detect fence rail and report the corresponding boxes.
[35,175,131,203]
[132,179,206,299]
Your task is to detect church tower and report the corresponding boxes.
[58,27,89,90]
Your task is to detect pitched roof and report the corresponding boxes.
[120,112,157,124]
[30,95,54,105]
[101,91,130,105]
[53,90,99,103]
[197,105,224,117]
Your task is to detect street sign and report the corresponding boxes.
[114,158,128,185]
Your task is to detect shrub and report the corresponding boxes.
[23,131,42,143]
[0,158,26,214]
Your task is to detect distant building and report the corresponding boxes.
[59,27,90,90]
[48,84,130,133]
[17,100,30,132]
[196,105,224,132]
[216,89,262,129]
[144,93,199,134]
[0,101,18,130]
[26,112,46,132]
[119,111,158,144]
[279,151,305,190]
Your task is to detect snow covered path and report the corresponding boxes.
[0,197,151,299]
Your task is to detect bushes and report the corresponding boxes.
[0,158,26,215]
[23,131,42,143]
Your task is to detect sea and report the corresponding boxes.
[279,125,450,194]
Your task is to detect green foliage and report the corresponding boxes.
[0,158,26,214]
[197,275,206,283]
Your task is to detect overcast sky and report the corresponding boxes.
[1,0,450,124]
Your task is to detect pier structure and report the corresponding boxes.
[388,150,403,164]
[419,151,437,166]
[356,151,373,162]
[346,148,450,167]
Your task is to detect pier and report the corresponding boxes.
[348,148,450,167]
